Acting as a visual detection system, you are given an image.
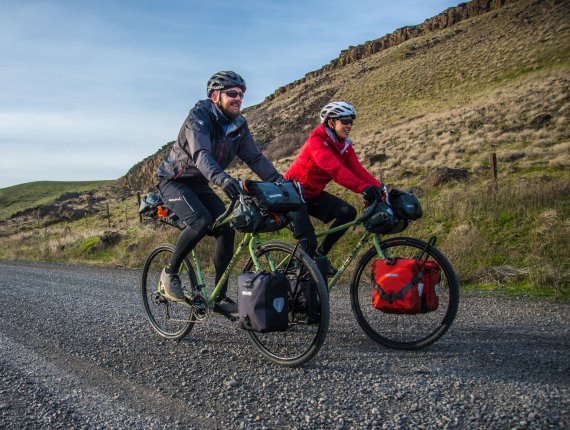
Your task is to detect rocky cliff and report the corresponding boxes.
[123,0,525,192]
[266,0,519,101]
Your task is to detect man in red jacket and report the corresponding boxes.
[285,101,383,275]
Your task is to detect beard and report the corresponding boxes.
[219,102,241,120]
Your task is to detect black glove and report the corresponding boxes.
[221,177,242,200]
[362,185,382,203]
[269,173,284,183]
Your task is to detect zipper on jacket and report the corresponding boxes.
[217,131,241,164]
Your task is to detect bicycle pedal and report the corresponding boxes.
[190,295,209,322]
[213,302,239,322]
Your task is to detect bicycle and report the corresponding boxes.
[312,197,460,350]
[139,192,330,367]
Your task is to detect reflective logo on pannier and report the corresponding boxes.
[273,297,285,312]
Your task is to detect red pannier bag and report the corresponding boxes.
[420,260,440,312]
[371,259,423,314]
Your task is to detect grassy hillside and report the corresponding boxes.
[0,181,112,220]
[0,0,568,299]
[247,0,569,182]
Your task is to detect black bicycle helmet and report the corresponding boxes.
[207,71,247,96]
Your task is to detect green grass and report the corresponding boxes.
[0,180,112,220]
[0,173,568,300]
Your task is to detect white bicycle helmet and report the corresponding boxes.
[319,101,357,123]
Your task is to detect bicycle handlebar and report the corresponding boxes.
[211,197,238,230]
[213,178,382,230]
[355,200,379,224]
[355,183,389,224]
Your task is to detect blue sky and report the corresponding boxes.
[0,0,460,189]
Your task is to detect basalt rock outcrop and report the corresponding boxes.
[122,0,524,193]
[266,0,519,101]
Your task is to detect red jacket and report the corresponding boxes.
[284,124,380,200]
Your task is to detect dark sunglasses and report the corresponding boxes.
[338,117,354,125]
[222,90,245,99]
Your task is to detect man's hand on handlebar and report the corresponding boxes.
[268,172,284,183]
[221,177,243,200]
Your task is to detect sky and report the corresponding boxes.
[0,0,460,189]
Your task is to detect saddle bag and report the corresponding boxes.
[238,270,289,332]
[244,180,303,213]
[371,259,422,314]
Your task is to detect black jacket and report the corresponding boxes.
[157,99,277,186]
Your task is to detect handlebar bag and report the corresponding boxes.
[420,260,440,312]
[238,270,289,332]
[244,180,303,213]
[230,200,291,233]
[371,259,422,314]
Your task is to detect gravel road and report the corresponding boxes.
[0,260,568,429]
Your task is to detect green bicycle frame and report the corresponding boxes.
[185,213,284,307]
[314,219,388,292]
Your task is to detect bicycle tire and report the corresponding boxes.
[350,237,459,349]
[242,240,330,367]
[141,244,198,340]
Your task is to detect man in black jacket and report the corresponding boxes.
[157,71,282,313]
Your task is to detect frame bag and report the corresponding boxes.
[238,271,289,332]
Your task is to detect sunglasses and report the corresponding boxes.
[338,117,354,125]
[222,90,245,99]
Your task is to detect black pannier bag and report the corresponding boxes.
[288,256,327,325]
[243,180,303,213]
[289,279,321,325]
[238,270,289,332]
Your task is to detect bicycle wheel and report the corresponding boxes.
[350,237,459,349]
[242,240,330,367]
[141,244,198,340]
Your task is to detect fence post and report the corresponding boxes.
[490,152,498,191]
[137,192,142,223]
[106,202,111,229]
